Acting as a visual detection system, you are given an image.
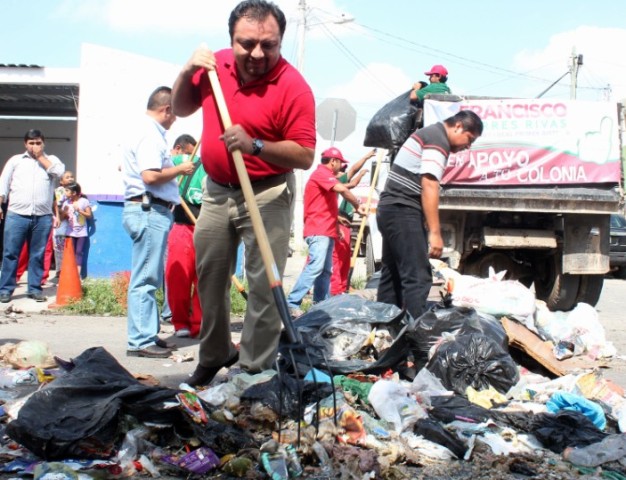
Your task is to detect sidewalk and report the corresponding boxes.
[6,252,369,315]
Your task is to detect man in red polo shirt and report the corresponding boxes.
[287,147,366,316]
[172,0,316,387]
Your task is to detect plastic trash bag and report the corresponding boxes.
[426,331,519,395]
[363,90,419,149]
[0,341,56,369]
[280,295,413,375]
[546,391,606,430]
[406,306,508,359]
[530,410,607,454]
[6,347,184,460]
[367,379,427,433]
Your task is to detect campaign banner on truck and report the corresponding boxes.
[424,99,622,186]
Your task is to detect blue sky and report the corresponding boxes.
[2,0,626,160]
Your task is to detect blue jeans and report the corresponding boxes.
[122,202,172,350]
[287,235,334,308]
[0,212,52,296]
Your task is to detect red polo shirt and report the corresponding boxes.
[190,49,316,184]
[303,164,340,238]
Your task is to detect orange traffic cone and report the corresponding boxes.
[49,238,83,308]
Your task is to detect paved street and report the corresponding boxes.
[1,255,625,391]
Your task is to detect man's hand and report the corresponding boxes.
[184,43,216,74]
[177,162,196,176]
[428,231,444,259]
[356,204,368,216]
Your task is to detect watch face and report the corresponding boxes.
[253,139,264,154]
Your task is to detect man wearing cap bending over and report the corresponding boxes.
[287,147,367,317]
[409,64,451,106]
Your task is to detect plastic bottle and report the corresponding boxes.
[312,441,334,477]
[284,444,303,478]
[563,434,626,467]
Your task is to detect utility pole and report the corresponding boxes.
[292,0,308,252]
[569,48,583,100]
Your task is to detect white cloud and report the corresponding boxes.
[513,26,626,101]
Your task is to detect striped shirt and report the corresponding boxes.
[0,152,65,216]
[379,122,450,210]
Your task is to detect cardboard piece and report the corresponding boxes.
[501,317,603,377]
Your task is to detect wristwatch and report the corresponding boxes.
[251,138,264,156]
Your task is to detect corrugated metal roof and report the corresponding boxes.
[0,83,78,117]
[0,64,44,69]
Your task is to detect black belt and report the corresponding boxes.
[127,195,174,209]
[211,173,286,190]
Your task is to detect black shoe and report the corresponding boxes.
[187,352,239,387]
[27,293,47,302]
[155,338,177,350]
[0,293,11,303]
[126,345,172,358]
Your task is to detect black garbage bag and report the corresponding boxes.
[6,347,184,460]
[414,418,467,459]
[530,410,607,453]
[279,295,413,376]
[188,419,257,457]
[425,331,519,395]
[240,373,334,419]
[428,394,492,424]
[407,306,508,358]
[363,90,419,149]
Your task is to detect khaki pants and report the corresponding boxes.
[194,173,294,372]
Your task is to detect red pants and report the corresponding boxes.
[331,223,352,295]
[16,230,54,284]
[165,223,202,337]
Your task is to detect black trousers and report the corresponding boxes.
[376,202,432,320]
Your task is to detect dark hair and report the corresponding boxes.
[24,129,44,142]
[438,75,448,83]
[174,134,197,150]
[147,86,172,111]
[228,0,286,40]
[444,110,484,136]
[320,156,332,165]
[65,182,86,198]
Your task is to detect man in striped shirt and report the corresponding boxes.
[0,129,65,303]
[376,110,483,320]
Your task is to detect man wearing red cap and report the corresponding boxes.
[409,64,451,106]
[287,147,366,316]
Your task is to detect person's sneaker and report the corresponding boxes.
[0,293,11,303]
[175,328,191,338]
[27,293,47,302]
[126,345,172,358]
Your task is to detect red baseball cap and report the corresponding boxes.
[424,64,448,76]
[321,147,348,164]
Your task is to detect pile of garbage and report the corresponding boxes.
[1,268,626,479]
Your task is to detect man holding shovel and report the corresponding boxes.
[172,0,316,386]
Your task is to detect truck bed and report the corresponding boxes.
[440,186,622,214]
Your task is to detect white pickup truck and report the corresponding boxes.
[356,96,624,311]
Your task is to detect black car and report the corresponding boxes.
[610,214,626,278]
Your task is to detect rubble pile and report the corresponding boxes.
[2,270,626,479]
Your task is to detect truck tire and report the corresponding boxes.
[575,274,604,306]
[534,255,580,311]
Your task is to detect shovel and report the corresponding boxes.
[207,69,299,344]
[207,69,337,444]
[346,148,386,290]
